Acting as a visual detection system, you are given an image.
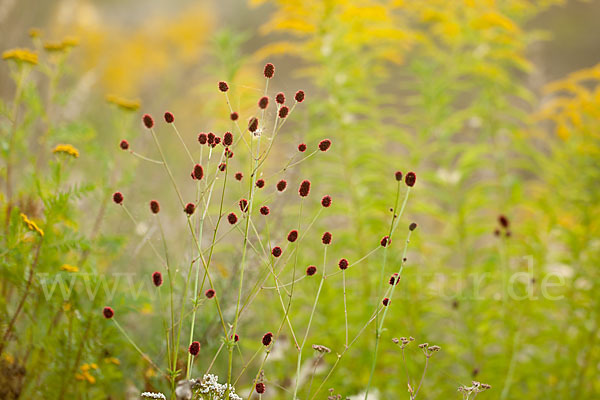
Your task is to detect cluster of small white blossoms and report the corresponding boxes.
[193,374,242,400]
[141,392,166,399]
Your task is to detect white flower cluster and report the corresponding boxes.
[141,392,166,400]
[194,374,242,400]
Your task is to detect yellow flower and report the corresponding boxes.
[53,144,79,158]
[29,28,42,38]
[63,302,72,312]
[80,364,90,372]
[2,48,38,65]
[90,363,98,370]
[20,213,44,237]
[75,373,85,381]
[60,264,79,272]
[105,94,141,111]
[104,357,120,365]
[84,371,96,384]
[44,37,79,52]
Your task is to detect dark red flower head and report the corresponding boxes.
[230,112,239,121]
[218,81,229,92]
[239,198,248,212]
[205,288,215,299]
[235,172,243,181]
[321,195,332,208]
[275,92,285,104]
[262,332,273,346]
[103,306,114,319]
[395,171,403,181]
[306,265,317,276]
[227,212,238,225]
[193,164,204,180]
[213,136,221,146]
[271,246,282,258]
[142,114,154,129]
[498,215,509,228]
[256,179,265,189]
[278,106,289,118]
[248,117,259,132]
[223,132,233,146]
[189,341,201,356]
[338,258,349,270]
[218,163,226,172]
[256,383,266,394]
[318,139,331,152]
[198,133,207,144]
[389,273,400,286]
[120,139,129,150]
[164,111,174,123]
[184,203,196,215]
[260,205,270,216]
[287,229,298,243]
[207,132,215,144]
[382,298,390,306]
[299,180,311,197]
[264,63,275,79]
[405,172,416,187]
[276,179,287,192]
[150,200,160,214]
[224,148,234,158]
[112,192,123,205]
[232,334,239,342]
[380,235,390,247]
[295,90,305,102]
[409,222,417,231]
[152,271,163,287]
[258,96,269,109]
[322,231,332,245]
[298,143,307,152]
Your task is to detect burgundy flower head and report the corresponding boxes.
[299,180,311,197]
[262,332,273,346]
[264,63,275,79]
[389,273,400,286]
[227,212,238,225]
[321,195,332,208]
[277,179,287,192]
[120,139,129,150]
[258,96,269,109]
[380,235,391,247]
[164,111,174,123]
[409,222,418,231]
[256,179,265,189]
[193,164,204,180]
[112,192,123,205]
[189,341,201,356]
[271,246,282,258]
[224,148,234,159]
[306,265,317,276]
[218,162,226,172]
[260,205,270,216]
[235,172,243,181]
[205,288,215,299]
[278,106,289,118]
[275,92,285,104]
[230,112,239,121]
[239,198,249,212]
[218,81,229,92]
[395,171,403,181]
[318,139,331,152]
[498,215,509,228]
[232,334,239,342]
[248,117,259,132]
[103,306,114,319]
[207,132,215,144]
[184,203,196,215]
[295,90,305,102]
[223,132,233,146]
[142,114,154,129]
[198,133,207,144]
[150,200,160,214]
[322,231,332,245]
[338,258,349,270]
[287,229,298,243]
[256,383,266,394]
[213,136,221,146]
[382,298,390,306]
[152,271,163,287]
[298,143,307,152]
[405,172,416,187]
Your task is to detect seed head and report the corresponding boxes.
[205,288,215,299]
[235,172,243,181]
[150,200,160,214]
[382,298,390,306]
[120,139,129,150]
[152,271,163,287]
[275,92,285,104]
[498,215,509,228]
[239,198,249,212]
[260,206,270,216]
[262,332,273,346]
[103,306,114,319]
[271,246,282,258]
[112,192,123,205]
[318,139,331,152]
[189,341,201,356]
[298,143,307,152]
[258,96,269,109]
[230,112,239,121]
[295,90,305,103]
[321,195,332,208]
[218,81,229,92]
[395,171,403,181]
[223,132,233,146]
[164,111,174,123]
[381,235,390,247]
[405,171,416,187]
[198,133,207,144]
[299,180,311,197]
[263,63,275,78]
[287,229,298,243]
[227,212,238,225]
[142,114,154,129]
[256,383,266,394]
[248,117,259,132]
[409,222,417,231]
[276,179,287,192]
[322,231,332,245]
[278,106,289,118]
[256,179,265,189]
[193,164,204,180]
[306,265,317,276]
[338,258,349,270]
[184,203,195,215]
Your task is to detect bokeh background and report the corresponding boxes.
[1,0,599,399]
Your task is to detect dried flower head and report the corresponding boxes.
[164,111,174,123]
[295,90,305,102]
[198,133,208,144]
[230,112,239,121]
[321,195,332,208]
[248,117,259,132]
[152,271,163,287]
[299,180,311,197]
[256,179,265,189]
[405,171,416,187]
[239,198,249,212]
[271,246,282,258]
[235,172,243,181]
[227,212,238,225]
[142,114,154,129]
[205,288,215,299]
[318,139,331,152]
[395,171,403,181]
[298,143,307,152]
[223,132,233,146]
[322,231,332,245]
[380,236,390,247]
[262,332,273,346]
[338,258,349,270]
[184,203,196,215]
[312,344,331,353]
[120,139,129,150]
[275,92,285,104]
[409,222,418,231]
[277,179,287,192]
[112,192,124,205]
[193,164,204,180]
[306,265,317,276]
[258,96,269,109]
[218,81,229,92]
[150,200,160,214]
[382,298,390,306]
[189,341,201,356]
[287,230,298,243]
[278,106,289,118]
[260,206,270,216]
[256,383,266,394]
[263,63,275,78]
[103,306,114,319]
